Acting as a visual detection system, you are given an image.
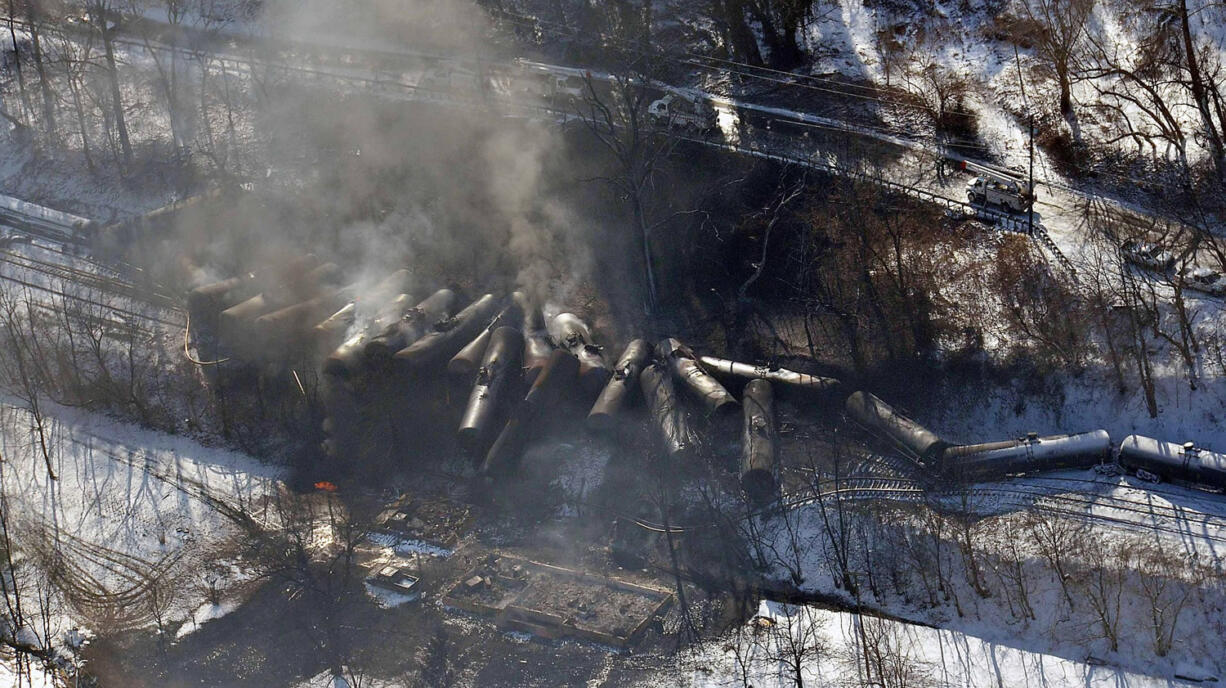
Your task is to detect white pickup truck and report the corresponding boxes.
[648,94,718,133]
[966,176,1034,213]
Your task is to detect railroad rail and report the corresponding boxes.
[0,14,1081,284]
[0,248,180,310]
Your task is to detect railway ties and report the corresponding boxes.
[0,249,180,310]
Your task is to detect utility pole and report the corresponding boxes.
[1028,113,1035,236]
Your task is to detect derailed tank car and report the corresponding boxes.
[941,430,1111,483]
[1118,435,1226,491]
[740,379,777,504]
[587,339,652,432]
[844,391,949,463]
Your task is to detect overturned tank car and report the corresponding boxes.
[940,430,1111,483]
[1118,435,1226,491]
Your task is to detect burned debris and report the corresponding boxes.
[441,555,672,650]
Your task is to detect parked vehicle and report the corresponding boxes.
[1121,240,1175,271]
[966,174,1033,213]
[547,74,586,103]
[648,94,717,132]
[1180,266,1226,296]
[368,564,420,597]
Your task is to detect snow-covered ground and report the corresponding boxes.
[0,399,281,670]
[0,3,1224,685]
[660,600,1218,687]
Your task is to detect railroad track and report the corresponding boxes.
[774,459,1226,547]
[961,483,1226,542]
[0,269,184,331]
[0,248,180,309]
[0,13,1080,282]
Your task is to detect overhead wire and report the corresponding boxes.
[487,7,983,117]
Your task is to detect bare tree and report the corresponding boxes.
[985,516,1036,621]
[131,0,191,165]
[849,613,934,688]
[85,0,133,166]
[0,291,57,480]
[1019,0,1096,119]
[763,603,827,688]
[1025,509,1082,612]
[1135,540,1192,657]
[17,0,57,142]
[51,19,100,172]
[577,66,676,315]
[1075,535,1128,652]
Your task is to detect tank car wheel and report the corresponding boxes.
[1135,468,1161,483]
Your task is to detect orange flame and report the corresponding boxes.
[314,481,338,492]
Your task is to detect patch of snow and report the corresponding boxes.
[362,582,418,609]
[662,601,1210,687]
[174,600,240,639]
[0,399,281,638]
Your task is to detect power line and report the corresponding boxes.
[487,8,984,117]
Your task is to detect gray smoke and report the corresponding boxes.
[174,0,618,329]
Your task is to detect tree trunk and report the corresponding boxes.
[67,71,95,172]
[1058,67,1073,119]
[1179,0,1225,178]
[721,0,763,65]
[98,13,133,166]
[25,8,55,141]
[7,2,31,123]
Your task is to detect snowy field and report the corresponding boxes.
[0,399,281,655]
[661,599,1218,688]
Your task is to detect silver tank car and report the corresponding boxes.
[458,325,524,453]
[741,379,777,504]
[586,338,652,432]
[448,298,525,379]
[697,355,841,397]
[481,349,580,476]
[254,289,349,345]
[1118,435,1226,491]
[362,288,458,364]
[395,294,501,373]
[320,269,416,375]
[844,391,949,463]
[549,312,610,395]
[188,275,253,322]
[941,430,1111,482]
[640,362,700,461]
[315,302,356,340]
[520,298,554,385]
[658,339,740,423]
